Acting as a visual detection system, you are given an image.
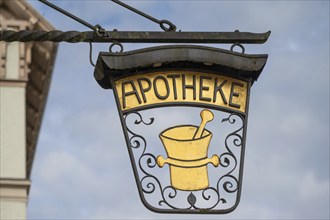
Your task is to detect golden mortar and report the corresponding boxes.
[157,125,219,191]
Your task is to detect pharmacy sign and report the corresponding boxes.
[93,45,268,214]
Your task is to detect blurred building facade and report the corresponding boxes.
[0,0,57,219]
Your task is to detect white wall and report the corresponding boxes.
[0,86,26,178]
[0,200,26,220]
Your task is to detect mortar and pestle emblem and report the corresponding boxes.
[156,109,220,191]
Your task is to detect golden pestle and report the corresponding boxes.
[193,109,214,139]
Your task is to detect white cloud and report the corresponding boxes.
[298,172,329,202]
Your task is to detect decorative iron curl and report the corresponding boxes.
[124,112,153,150]
[141,176,157,194]
[222,114,244,155]
[159,186,181,209]
[198,187,224,209]
[218,175,239,194]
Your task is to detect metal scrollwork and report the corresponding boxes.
[124,111,245,212]
[124,112,153,149]
[217,113,244,202]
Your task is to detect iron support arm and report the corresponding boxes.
[0,30,271,44]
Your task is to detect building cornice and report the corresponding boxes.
[0,178,31,202]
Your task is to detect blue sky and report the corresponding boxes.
[26,0,329,219]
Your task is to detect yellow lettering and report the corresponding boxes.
[115,71,247,113]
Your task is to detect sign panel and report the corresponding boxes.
[115,71,248,113]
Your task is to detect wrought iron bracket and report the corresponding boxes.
[0,30,270,44]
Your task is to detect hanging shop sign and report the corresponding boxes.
[93,45,268,214]
[0,0,271,215]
